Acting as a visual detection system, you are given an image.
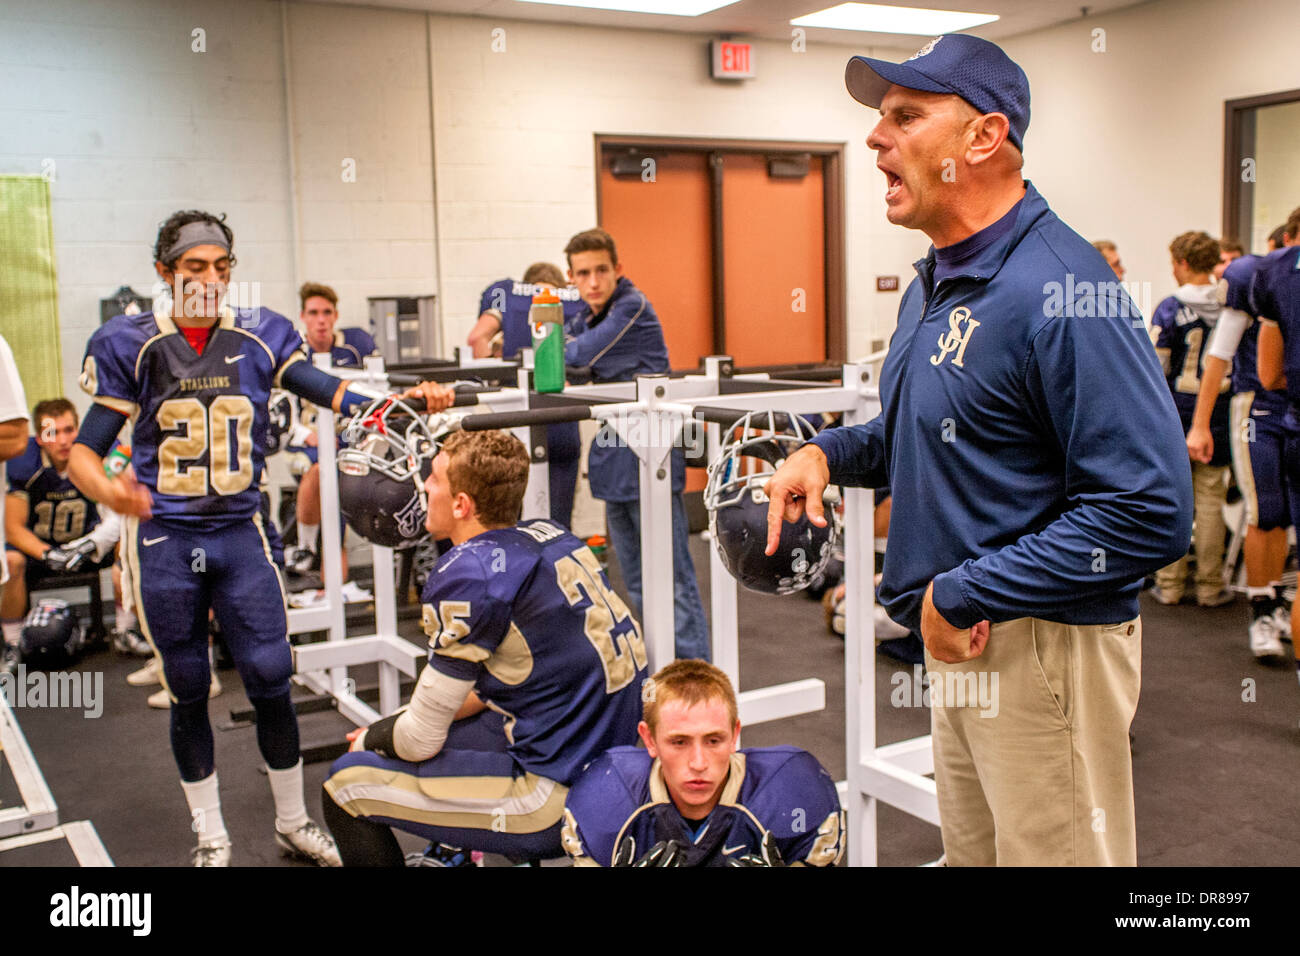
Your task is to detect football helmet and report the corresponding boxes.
[20,598,83,670]
[704,411,839,595]
[336,395,449,548]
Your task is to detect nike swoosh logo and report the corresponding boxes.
[142,536,169,546]
[722,844,745,855]
[225,354,245,364]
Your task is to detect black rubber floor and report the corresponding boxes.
[8,535,1299,866]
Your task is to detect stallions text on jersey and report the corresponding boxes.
[422,518,648,787]
[79,305,306,529]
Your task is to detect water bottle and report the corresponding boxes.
[530,288,565,394]
[104,444,131,478]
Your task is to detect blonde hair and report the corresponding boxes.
[643,659,738,734]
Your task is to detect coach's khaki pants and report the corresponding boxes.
[924,616,1142,866]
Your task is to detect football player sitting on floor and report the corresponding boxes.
[321,428,648,865]
[561,659,845,867]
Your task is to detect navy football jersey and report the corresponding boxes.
[1150,287,1229,423]
[478,279,584,360]
[561,746,845,867]
[1255,247,1300,410]
[6,438,100,545]
[422,519,647,786]
[324,326,378,368]
[295,327,378,435]
[79,305,307,529]
[1222,253,1288,412]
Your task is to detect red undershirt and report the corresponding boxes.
[180,323,214,354]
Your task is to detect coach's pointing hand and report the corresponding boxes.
[764,444,830,556]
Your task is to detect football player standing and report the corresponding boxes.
[68,209,454,866]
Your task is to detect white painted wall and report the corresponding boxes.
[1001,0,1300,310]
[7,0,1297,403]
[0,0,293,409]
[426,14,923,360]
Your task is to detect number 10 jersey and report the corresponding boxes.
[80,306,307,531]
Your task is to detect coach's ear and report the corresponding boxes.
[637,720,658,757]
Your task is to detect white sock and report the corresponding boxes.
[268,759,309,833]
[1247,586,1277,600]
[2,620,21,646]
[298,523,319,552]
[180,773,229,847]
[115,602,137,631]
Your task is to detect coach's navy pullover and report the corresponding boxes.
[812,182,1192,632]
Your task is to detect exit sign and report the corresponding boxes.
[711,40,754,80]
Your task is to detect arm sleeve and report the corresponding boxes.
[279,361,369,418]
[929,313,1193,628]
[421,551,512,682]
[564,294,644,372]
[383,666,476,762]
[807,416,888,489]
[83,507,122,561]
[75,404,128,457]
[1206,307,1251,361]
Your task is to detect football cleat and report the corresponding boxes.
[285,546,317,575]
[1272,602,1292,644]
[113,627,153,657]
[126,656,162,687]
[275,820,342,867]
[1249,614,1286,661]
[192,840,232,867]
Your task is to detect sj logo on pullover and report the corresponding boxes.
[930,307,981,368]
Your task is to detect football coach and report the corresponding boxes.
[763,35,1192,866]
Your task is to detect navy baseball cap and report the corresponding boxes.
[846,34,1030,152]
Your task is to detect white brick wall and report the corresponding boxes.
[16,0,1290,406]
[425,13,923,359]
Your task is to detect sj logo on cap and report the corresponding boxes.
[907,37,942,61]
[930,307,980,369]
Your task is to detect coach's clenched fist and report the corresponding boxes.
[764,444,830,556]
